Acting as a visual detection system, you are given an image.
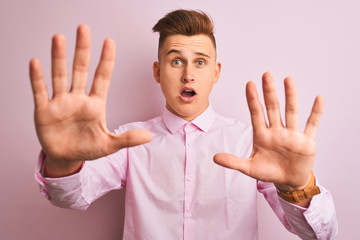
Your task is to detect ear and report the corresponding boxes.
[153,61,161,83]
[214,62,221,83]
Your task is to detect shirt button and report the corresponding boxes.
[186,212,192,218]
[184,126,189,133]
[50,182,58,186]
[184,124,193,133]
[186,176,192,181]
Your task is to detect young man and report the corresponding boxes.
[31,10,337,239]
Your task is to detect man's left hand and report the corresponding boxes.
[214,72,324,192]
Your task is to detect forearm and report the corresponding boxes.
[279,186,338,239]
[35,149,128,210]
[258,181,338,239]
[35,151,89,210]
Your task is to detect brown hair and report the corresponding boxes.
[152,9,216,59]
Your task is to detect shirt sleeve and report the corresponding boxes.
[34,147,128,211]
[257,180,338,240]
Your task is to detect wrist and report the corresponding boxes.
[44,156,83,178]
[275,173,312,192]
[276,171,320,203]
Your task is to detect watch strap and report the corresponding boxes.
[277,171,320,203]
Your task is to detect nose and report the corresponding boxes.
[182,65,195,83]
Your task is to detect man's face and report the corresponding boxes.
[153,34,221,121]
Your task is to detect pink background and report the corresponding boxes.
[1,0,358,239]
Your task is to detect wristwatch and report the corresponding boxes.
[276,171,321,203]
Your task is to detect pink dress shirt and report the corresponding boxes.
[35,106,337,240]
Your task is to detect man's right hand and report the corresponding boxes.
[29,25,153,177]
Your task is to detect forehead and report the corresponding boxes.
[160,34,216,58]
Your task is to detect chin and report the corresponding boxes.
[166,99,208,120]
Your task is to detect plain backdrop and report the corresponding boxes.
[1,0,359,239]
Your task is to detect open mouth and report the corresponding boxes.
[181,89,196,97]
[180,88,197,102]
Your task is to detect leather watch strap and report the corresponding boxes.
[277,171,321,203]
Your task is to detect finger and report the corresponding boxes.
[262,72,283,127]
[70,24,91,94]
[29,58,49,108]
[111,129,153,150]
[284,77,298,130]
[246,81,267,131]
[89,38,116,99]
[213,153,251,176]
[304,96,324,138]
[51,34,68,97]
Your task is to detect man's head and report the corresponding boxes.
[153,9,217,60]
[152,9,221,121]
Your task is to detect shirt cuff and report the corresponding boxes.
[278,193,307,214]
[34,150,83,200]
[278,184,337,239]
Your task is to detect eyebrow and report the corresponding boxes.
[166,49,211,59]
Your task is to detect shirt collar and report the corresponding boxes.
[163,105,215,134]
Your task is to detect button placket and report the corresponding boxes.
[183,122,196,238]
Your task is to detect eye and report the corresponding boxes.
[172,59,183,66]
[196,60,205,66]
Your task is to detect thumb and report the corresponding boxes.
[213,153,251,175]
[111,129,153,150]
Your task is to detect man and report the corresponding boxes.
[31,10,337,239]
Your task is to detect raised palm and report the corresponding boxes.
[214,73,324,190]
[30,25,152,175]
